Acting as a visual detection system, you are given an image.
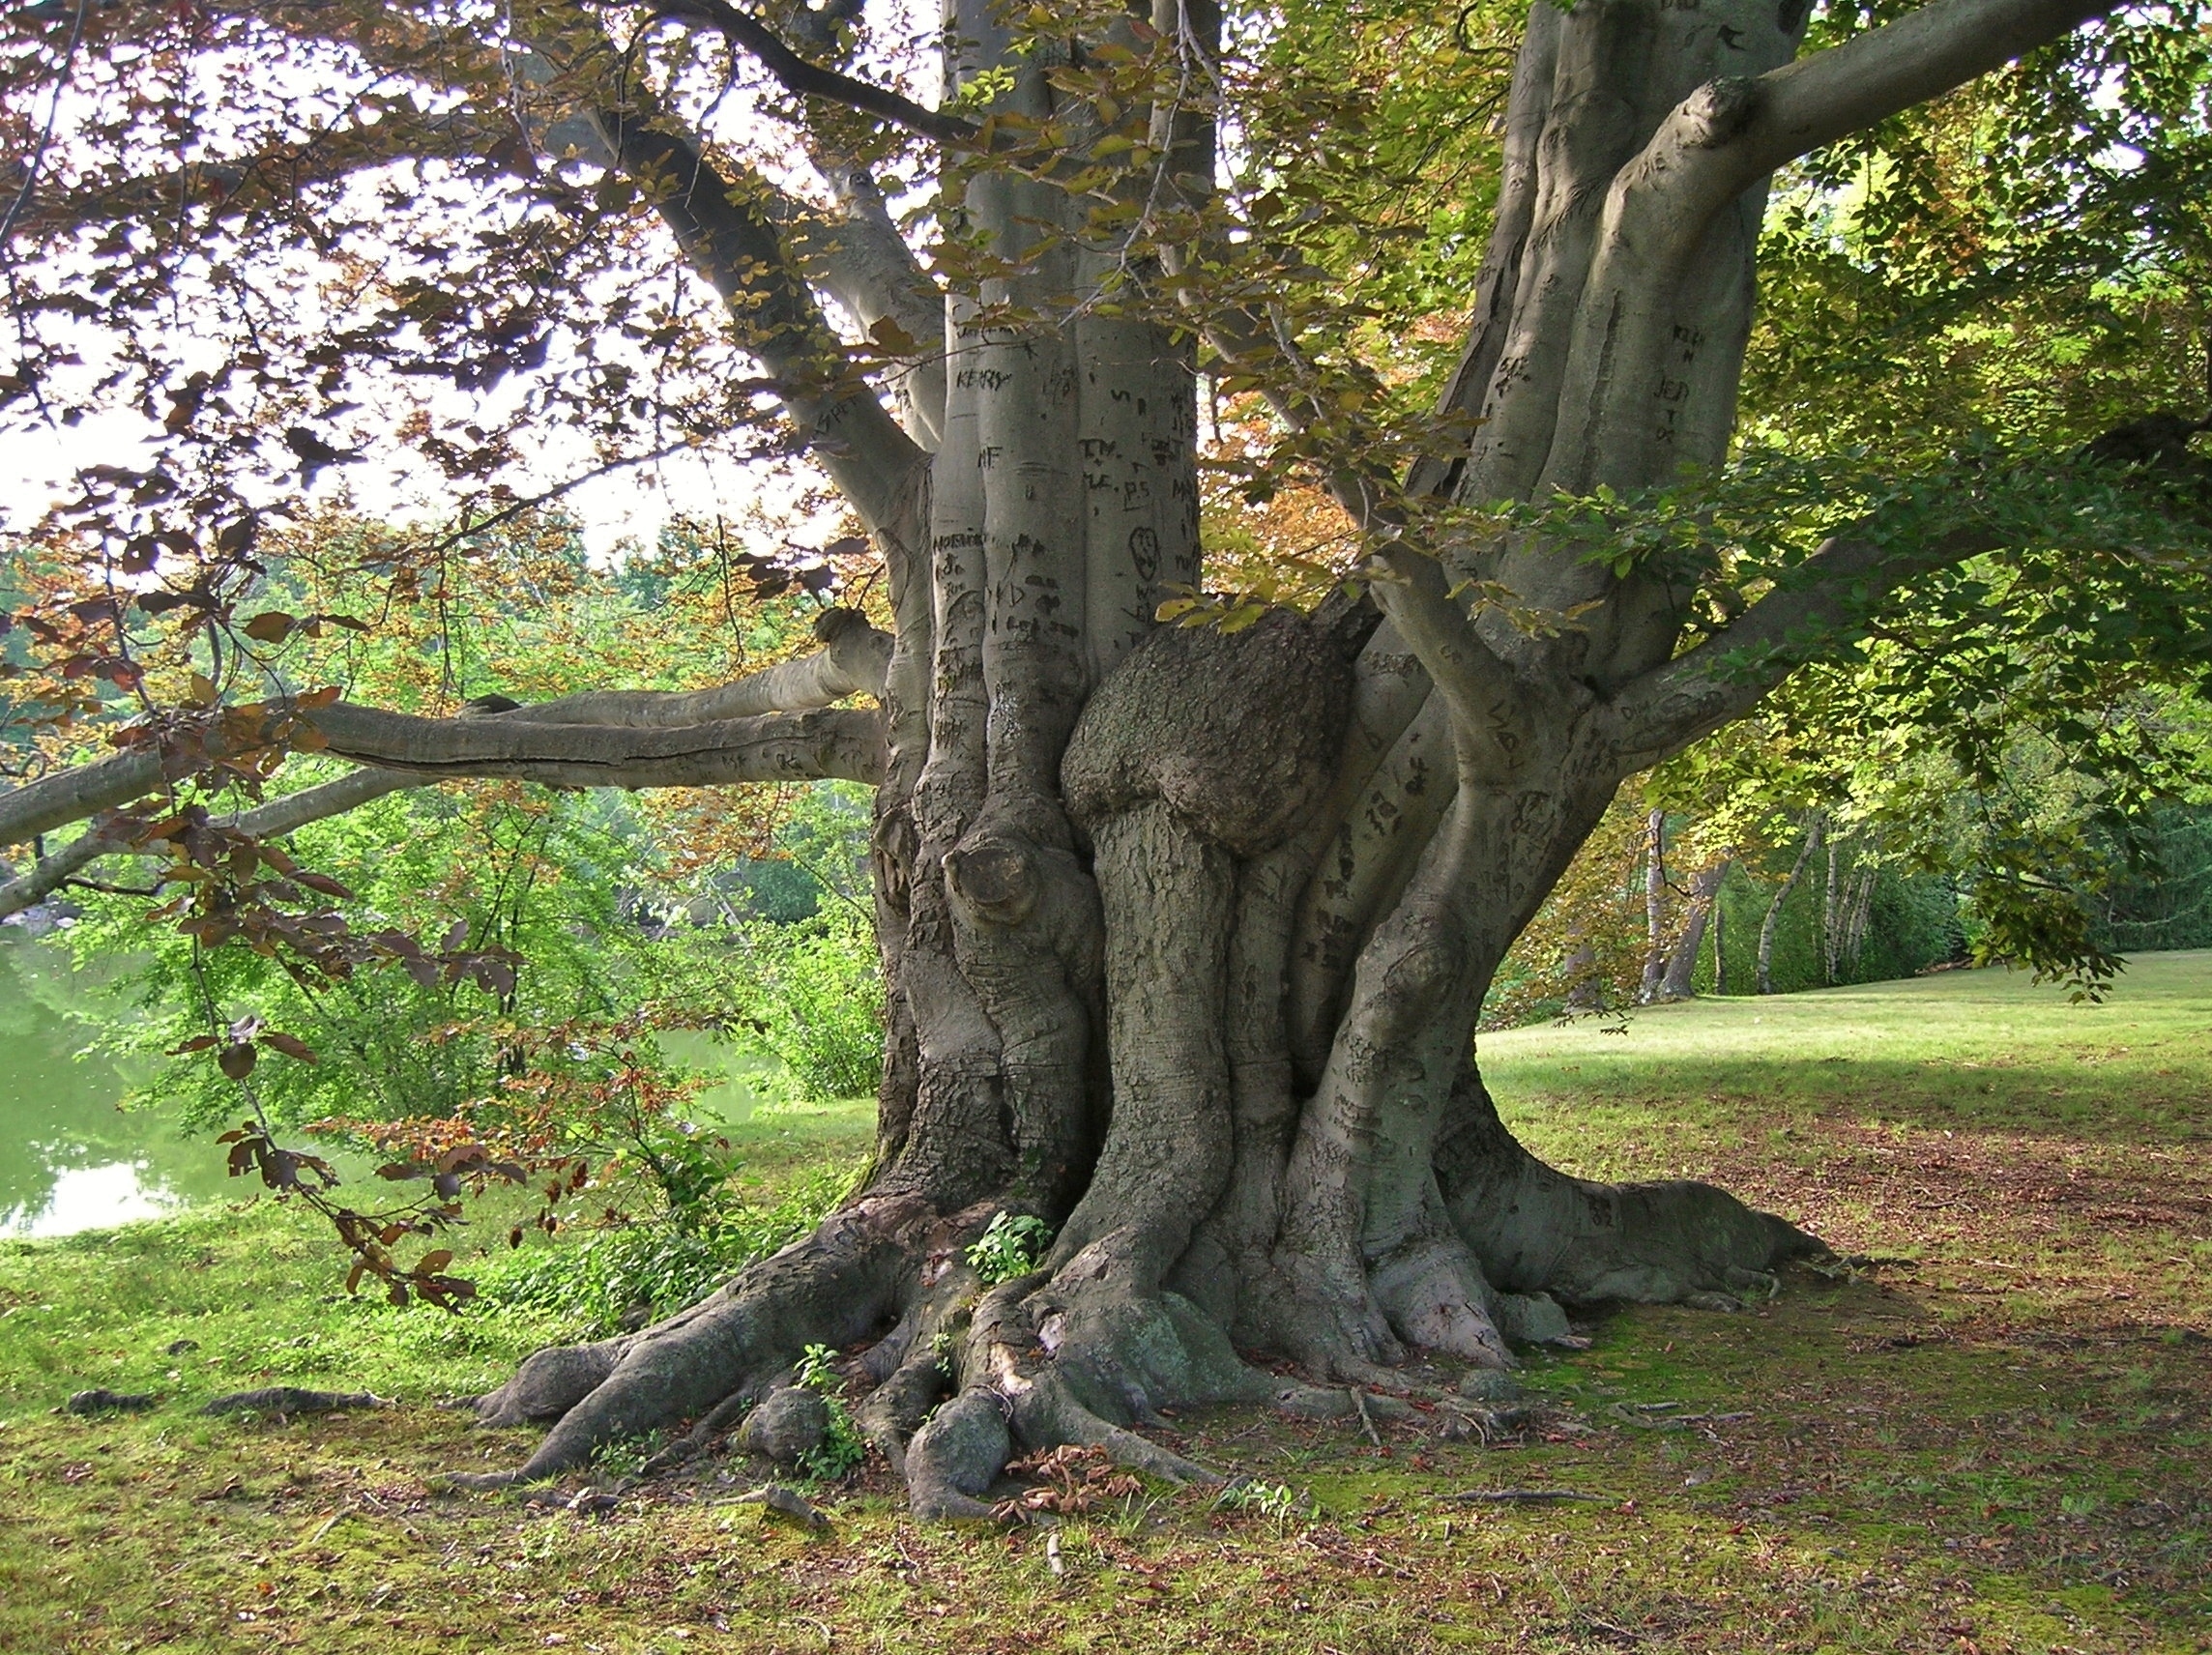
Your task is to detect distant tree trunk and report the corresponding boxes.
[1562,937,1603,1010]
[1640,808,1669,1002]
[1838,859,1878,977]
[1711,875,1729,995]
[1758,817,1822,996]
[1659,856,1730,1000]
[1822,833,1843,983]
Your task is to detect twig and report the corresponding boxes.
[1448,1488,1608,1505]
[1352,1389,1382,1449]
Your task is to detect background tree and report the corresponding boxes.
[4,0,2210,1516]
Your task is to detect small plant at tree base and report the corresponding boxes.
[589,1429,665,1480]
[1217,1478,1308,1532]
[795,1342,841,1391]
[965,1212,1051,1286]
[793,1341,865,1481]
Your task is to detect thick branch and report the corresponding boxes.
[1714,0,2107,182]
[1550,0,2107,491]
[1612,524,1997,763]
[0,750,163,849]
[1364,545,1530,783]
[4,683,886,852]
[784,169,947,448]
[597,109,927,527]
[507,612,891,727]
[307,702,885,788]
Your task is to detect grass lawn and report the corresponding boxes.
[1,960,2206,1653]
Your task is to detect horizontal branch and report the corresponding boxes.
[226,766,424,835]
[506,611,891,727]
[0,819,131,921]
[308,702,885,788]
[2,636,890,849]
[0,766,421,922]
[0,749,164,849]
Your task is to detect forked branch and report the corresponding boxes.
[1552,0,2110,490]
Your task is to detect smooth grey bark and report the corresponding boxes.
[1640,808,1669,1003]
[1660,856,1731,1001]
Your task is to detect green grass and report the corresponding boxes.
[3,967,2208,1653]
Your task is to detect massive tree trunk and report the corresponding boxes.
[458,0,1879,1510]
[0,0,2111,1515]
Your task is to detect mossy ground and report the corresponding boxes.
[2,963,2206,1653]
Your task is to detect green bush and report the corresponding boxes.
[477,1162,854,1335]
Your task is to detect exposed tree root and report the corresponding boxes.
[449,1070,1825,1516]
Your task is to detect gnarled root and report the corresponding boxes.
[1438,1066,1826,1311]
[449,1071,1826,1516]
[464,1195,933,1487]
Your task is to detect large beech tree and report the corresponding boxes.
[4,0,2208,1513]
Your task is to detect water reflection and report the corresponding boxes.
[0,934,786,1237]
[0,932,236,1237]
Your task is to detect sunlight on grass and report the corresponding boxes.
[1,967,2205,1653]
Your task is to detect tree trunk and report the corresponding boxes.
[1659,856,1730,1001]
[1712,867,1729,995]
[1758,816,1822,996]
[1639,808,1669,1003]
[0,0,2122,1516]
[453,0,1840,1507]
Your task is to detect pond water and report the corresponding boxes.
[0,932,239,1237]
[0,930,786,1239]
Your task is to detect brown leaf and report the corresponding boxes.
[261,1031,318,1063]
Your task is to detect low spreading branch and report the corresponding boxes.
[300,702,887,789]
[0,749,166,849]
[0,628,890,855]
[0,767,422,922]
[505,611,890,727]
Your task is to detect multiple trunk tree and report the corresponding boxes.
[0,0,2131,1513]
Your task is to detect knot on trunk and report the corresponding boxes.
[1683,76,1761,148]
[945,832,1040,925]
[1061,609,1350,856]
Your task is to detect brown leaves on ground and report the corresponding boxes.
[1638,1111,2210,1339]
[992,1444,1143,1519]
